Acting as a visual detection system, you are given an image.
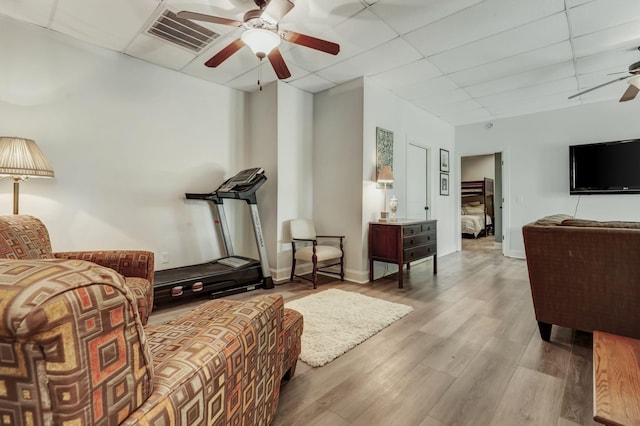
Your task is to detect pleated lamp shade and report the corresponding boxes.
[0,137,54,214]
[0,137,54,178]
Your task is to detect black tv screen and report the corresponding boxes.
[570,139,640,195]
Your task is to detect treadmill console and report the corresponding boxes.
[185,167,266,205]
[218,167,264,192]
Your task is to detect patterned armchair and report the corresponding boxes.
[0,258,303,425]
[0,215,154,324]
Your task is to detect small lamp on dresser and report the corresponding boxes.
[377,165,394,222]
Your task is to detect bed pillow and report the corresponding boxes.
[463,201,482,207]
[464,206,485,215]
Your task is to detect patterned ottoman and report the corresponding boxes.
[125,294,303,425]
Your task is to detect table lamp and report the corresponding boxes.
[377,165,394,222]
[0,137,54,214]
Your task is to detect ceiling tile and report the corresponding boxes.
[476,77,577,107]
[367,59,443,90]
[568,0,640,37]
[436,108,494,126]
[288,73,336,93]
[0,0,56,27]
[572,20,640,58]
[52,0,160,51]
[404,0,565,57]
[277,0,366,36]
[429,13,569,74]
[566,0,595,7]
[315,37,422,84]
[392,76,459,101]
[285,8,398,72]
[447,41,573,87]
[370,0,483,35]
[485,92,579,117]
[125,33,196,70]
[426,99,485,116]
[575,49,640,75]
[413,89,472,109]
[464,61,576,98]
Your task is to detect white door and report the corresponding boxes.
[407,144,429,219]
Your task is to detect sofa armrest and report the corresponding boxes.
[54,250,155,284]
[0,258,154,425]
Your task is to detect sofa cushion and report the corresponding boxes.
[561,218,640,229]
[533,214,573,226]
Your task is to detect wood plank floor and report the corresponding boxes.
[150,237,599,426]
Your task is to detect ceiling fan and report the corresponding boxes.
[177,0,340,82]
[569,58,640,102]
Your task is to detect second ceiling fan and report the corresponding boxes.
[178,0,340,80]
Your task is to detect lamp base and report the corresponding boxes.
[379,211,389,222]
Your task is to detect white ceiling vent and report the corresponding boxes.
[148,10,219,52]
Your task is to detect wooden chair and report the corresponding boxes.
[289,219,344,289]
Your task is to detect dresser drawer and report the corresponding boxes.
[403,224,423,236]
[403,230,436,248]
[403,242,437,262]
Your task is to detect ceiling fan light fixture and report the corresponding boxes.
[241,29,280,58]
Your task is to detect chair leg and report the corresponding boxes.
[312,255,318,289]
[339,255,344,281]
[290,258,296,281]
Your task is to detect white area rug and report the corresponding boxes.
[285,289,413,367]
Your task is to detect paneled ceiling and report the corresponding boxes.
[2,0,640,125]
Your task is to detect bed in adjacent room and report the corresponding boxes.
[461,178,494,238]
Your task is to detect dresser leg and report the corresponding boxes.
[398,262,403,289]
[433,255,437,274]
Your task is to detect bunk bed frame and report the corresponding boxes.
[461,178,495,237]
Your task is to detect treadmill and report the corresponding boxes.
[153,168,273,305]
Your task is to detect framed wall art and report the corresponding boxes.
[440,149,450,173]
[440,173,450,196]
[376,127,394,189]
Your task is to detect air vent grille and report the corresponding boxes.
[148,10,219,52]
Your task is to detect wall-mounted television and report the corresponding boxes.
[570,139,640,195]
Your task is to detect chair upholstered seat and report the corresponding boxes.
[294,245,342,262]
[289,218,344,289]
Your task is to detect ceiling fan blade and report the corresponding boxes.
[176,11,243,27]
[619,84,640,102]
[281,30,340,55]
[262,0,295,23]
[268,48,291,79]
[205,39,245,67]
[568,75,630,99]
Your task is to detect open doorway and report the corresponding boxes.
[460,153,503,253]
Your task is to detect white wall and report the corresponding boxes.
[461,154,495,181]
[364,79,457,262]
[457,101,640,258]
[313,79,365,281]
[276,81,314,278]
[313,78,457,282]
[0,17,249,270]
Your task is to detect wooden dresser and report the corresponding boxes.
[369,219,437,288]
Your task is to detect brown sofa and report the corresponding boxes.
[523,214,640,341]
[0,214,155,324]
[0,257,303,425]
